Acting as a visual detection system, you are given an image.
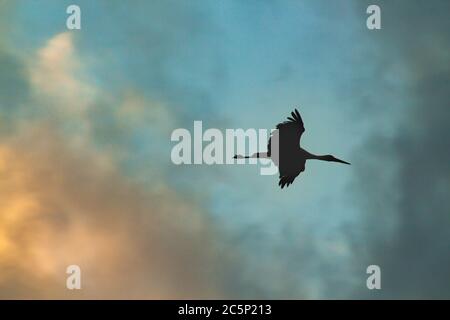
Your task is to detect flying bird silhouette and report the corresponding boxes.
[234,108,350,188]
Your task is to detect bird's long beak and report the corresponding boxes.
[334,157,351,165]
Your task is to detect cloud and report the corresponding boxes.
[0,29,234,298]
[3,0,448,300]
[0,122,230,298]
[29,32,96,113]
[349,0,450,298]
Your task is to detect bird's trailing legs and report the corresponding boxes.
[233,152,269,159]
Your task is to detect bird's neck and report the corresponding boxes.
[304,151,327,161]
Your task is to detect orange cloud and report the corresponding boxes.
[0,123,229,298]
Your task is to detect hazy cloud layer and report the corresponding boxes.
[349,0,450,298]
[0,29,233,299]
[0,1,449,299]
[0,123,231,298]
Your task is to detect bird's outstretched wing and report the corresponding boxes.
[278,173,300,189]
[268,108,305,157]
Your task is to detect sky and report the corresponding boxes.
[0,0,449,299]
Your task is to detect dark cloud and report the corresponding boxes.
[350,0,450,298]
